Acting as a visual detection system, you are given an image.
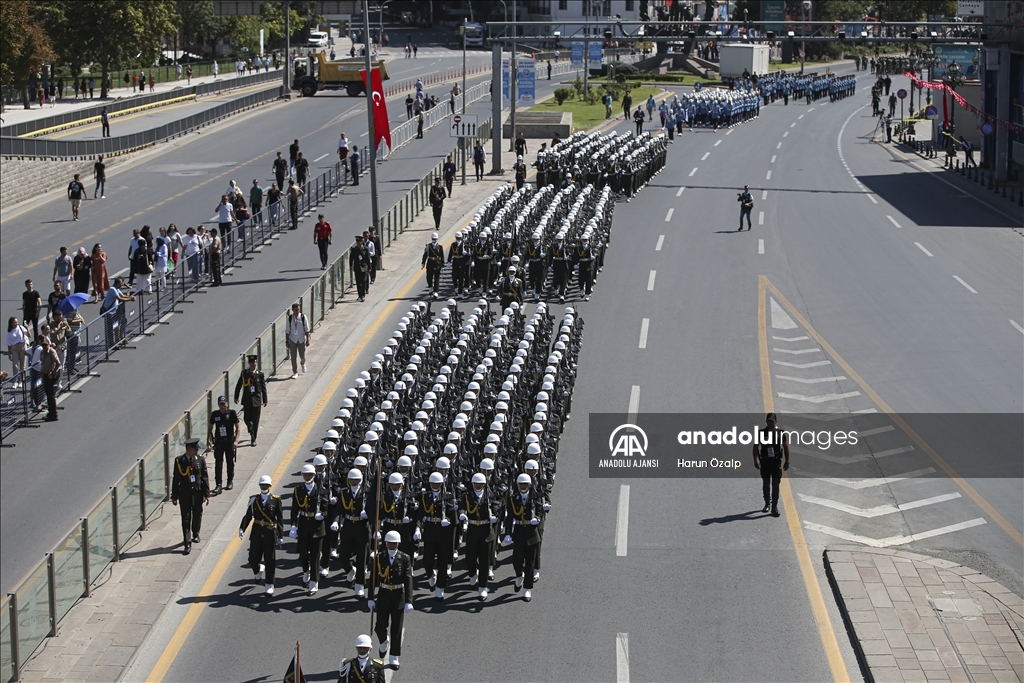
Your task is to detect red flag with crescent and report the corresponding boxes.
[360,67,392,152]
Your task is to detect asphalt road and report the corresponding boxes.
[124,65,1022,683]
[0,48,495,594]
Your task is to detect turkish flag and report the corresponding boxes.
[360,67,392,152]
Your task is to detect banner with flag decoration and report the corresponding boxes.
[360,67,392,153]
[283,641,306,683]
[902,71,1023,135]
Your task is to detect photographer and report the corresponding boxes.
[737,185,754,231]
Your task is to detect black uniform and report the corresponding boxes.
[497,274,523,310]
[526,242,546,296]
[574,243,594,297]
[376,486,418,559]
[473,240,492,291]
[447,239,470,295]
[513,161,527,190]
[209,407,240,488]
[171,449,210,551]
[550,241,569,299]
[350,241,371,301]
[418,488,456,589]
[421,241,444,295]
[337,482,371,585]
[505,487,543,590]
[756,428,788,512]
[457,488,498,588]
[290,479,328,579]
[234,367,267,445]
[368,549,414,656]
[428,183,445,230]
[239,492,284,583]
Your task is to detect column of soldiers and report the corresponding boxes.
[240,295,584,671]
[755,72,857,105]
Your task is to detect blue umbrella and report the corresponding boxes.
[56,292,89,315]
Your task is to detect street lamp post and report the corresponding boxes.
[800,0,811,74]
[509,0,517,152]
[379,0,392,47]
[461,17,467,186]
[944,60,963,135]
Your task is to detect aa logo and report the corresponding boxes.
[608,424,648,458]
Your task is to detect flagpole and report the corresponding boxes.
[368,445,384,638]
[362,0,381,235]
[295,641,300,682]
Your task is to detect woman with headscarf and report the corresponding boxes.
[72,247,92,294]
[90,243,109,301]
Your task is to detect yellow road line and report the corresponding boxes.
[23,95,197,138]
[759,274,851,683]
[145,211,477,682]
[763,276,1024,548]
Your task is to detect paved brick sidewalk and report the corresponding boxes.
[16,151,522,683]
[826,544,1024,683]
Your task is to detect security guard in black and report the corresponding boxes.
[171,438,210,554]
[753,412,789,516]
[207,395,239,493]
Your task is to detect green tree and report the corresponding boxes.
[0,0,30,87]
[9,18,55,107]
[176,0,220,56]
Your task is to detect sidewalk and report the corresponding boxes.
[0,69,285,131]
[14,150,522,683]
[826,545,1023,683]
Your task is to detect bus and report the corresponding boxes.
[463,22,485,47]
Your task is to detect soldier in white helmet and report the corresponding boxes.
[418,471,456,600]
[367,530,413,669]
[375,472,417,558]
[503,473,542,601]
[457,472,501,600]
[338,634,387,682]
[334,468,370,596]
[237,474,284,595]
[288,464,328,594]
[421,232,444,298]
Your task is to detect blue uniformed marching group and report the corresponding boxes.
[749,71,857,105]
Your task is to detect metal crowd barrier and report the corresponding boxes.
[1,85,283,159]
[0,122,492,681]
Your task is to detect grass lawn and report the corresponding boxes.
[528,85,661,132]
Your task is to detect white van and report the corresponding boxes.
[308,31,329,48]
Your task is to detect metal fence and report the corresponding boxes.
[386,80,492,154]
[0,70,284,140]
[0,122,493,682]
[1,85,283,159]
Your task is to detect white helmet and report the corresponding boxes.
[397,455,413,467]
[347,468,363,480]
[313,454,328,467]
[516,473,532,485]
[353,455,369,467]
[388,472,404,485]
[471,473,487,484]
[355,634,373,648]
[429,472,445,484]
[385,530,402,543]
[258,475,272,486]
[436,456,451,469]
[480,458,495,471]
[322,441,337,451]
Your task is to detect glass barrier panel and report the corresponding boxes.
[1,599,13,683]
[313,278,324,323]
[51,527,84,624]
[85,495,115,583]
[167,415,187,463]
[273,310,289,374]
[14,563,48,667]
[116,467,141,548]
[142,440,166,518]
[227,358,244,419]
[259,327,275,376]
[186,393,208,444]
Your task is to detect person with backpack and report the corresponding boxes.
[286,303,310,379]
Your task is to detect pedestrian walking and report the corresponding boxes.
[753,412,789,517]
[67,174,85,221]
[186,64,193,84]
[287,180,304,230]
[21,280,41,340]
[216,194,235,244]
[547,60,552,80]
[405,93,414,119]
[313,214,332,269]
[72,247,91,295]
[737,185,754,231]
[234,355,267,446]
[171,438,211,555]
[622,91,633,120]
[959,136,976,167]
[286,303,310,379]
[249,179,263,226]
[514,131,528,158]
[885,115,893,144]
[238,475,284,595]
[288,138,300,177]
[338,132,349,161]
[93,155,106,197]
[442,154,456,197]
[429,178,445,231]
[266,183,282,228]
[176,63,182,81]
[350,235,371,301]
[272,151,288,191]
[512,155,527,190]
[90,243,109,300]
[503,473,542,602]
[416,110,424,139]
[633,107,646,135]
[472,141,486,181]
[294,152,309,187]
[52,247,73,294]
[100,107,110,137]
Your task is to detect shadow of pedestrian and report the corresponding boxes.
[699,509,768,525]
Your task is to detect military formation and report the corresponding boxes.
[535,130,668,200]
[750,71,857,105]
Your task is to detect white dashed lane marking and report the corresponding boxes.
[915,242,933,257]
[701,152,710,160]
[1011,320,1024,335]
[665,208,674,222]
[676,186,685,196]
[655,235,664,251]
[776,142,782,149]
[639,318,649,349]
[761,190,768,200]
[771,155,777,163]
[689,167,698,176]
[953,276,977,294]
[887,215,902,228]
[647,270,656,290]
[758,211,764,225]
[867,195,878,203]
[765,170,772,180]
[715,139,722,146]
[758,239,764,255]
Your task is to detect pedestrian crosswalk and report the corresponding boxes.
[765,293,988,550]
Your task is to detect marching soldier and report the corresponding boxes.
[312,454,337,578]
[498,266,524,310]
[171,438,210,555]
[473,232,493,294]
[376,472,417,559]
[418,471,456,600]
[447,231,471,299]
[366,530,413,669]
[350,234,371,302]
[550,235,569,302]
[457,472,500,600]
[498,232,515,274]
[234,355,268,447]
[512,154,528,190]
[421,232,445,299]
[289,463,328,594]
[238,474,284,595]
[503,472,542,601]
[338,635,388,682]
[334,468,370,596]
[207,395,239,495]
[526,233,547,301]
[574,236,594,301]
[524,458,552,582]
[428,177,445,231]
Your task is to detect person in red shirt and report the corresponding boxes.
[313,214,332,270]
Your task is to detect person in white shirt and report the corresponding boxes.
[286,303,310,379]
[182,227,203,283]
[337,132,349,161]
[5,317,30,384]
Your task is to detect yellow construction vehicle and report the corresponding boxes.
[292,52,390,97]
